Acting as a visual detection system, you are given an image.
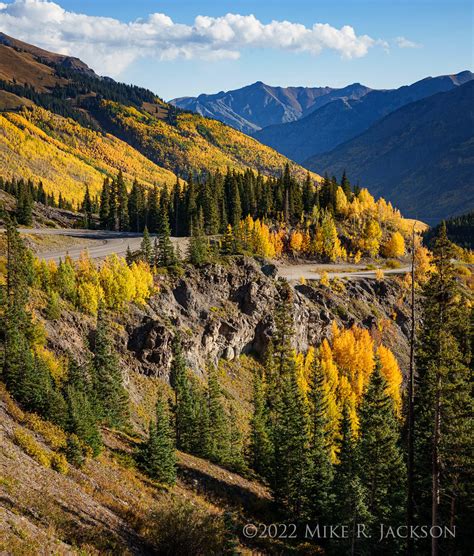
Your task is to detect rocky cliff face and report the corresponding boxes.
[122,258,410,378]
[44,257,411,385]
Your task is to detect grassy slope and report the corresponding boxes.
[0,106,178,204]
[0,383,274,555]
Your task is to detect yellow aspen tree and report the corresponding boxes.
[289,230,304,254]
[361,219,382,258]
[382,231,405,258]
[335,186,348,216]
[377,345,403,414]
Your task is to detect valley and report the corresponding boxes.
[0,18,472,556]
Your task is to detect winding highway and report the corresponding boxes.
[5,228,411,280]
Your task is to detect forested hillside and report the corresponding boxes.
[0,32,318,206]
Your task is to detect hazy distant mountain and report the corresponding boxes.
[305,81,474,224]
[170,81,372,134]
[253,71,473,163]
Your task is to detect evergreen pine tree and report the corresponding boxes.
[169,335,196,453]
[414,222,473,555]
[147,185,160,233]
[272,360,310,518]
[91,304,129,428]
[140,226,153,264]
[116,171,129,231]
[305,357,333,522]
[157,206,176,267]
[187,209,209,265]
[329,404,370,556]
[205,365,230,464]
[228,175,242,228]
[82,185,93,228]
[357,361,406,551]
[136,397,176,485]
[99,178,110,229]
[2,217,35,399]
[107,178,117,231]
[64,359,102,456]
[16,180,33,225]
[249,370,272,479]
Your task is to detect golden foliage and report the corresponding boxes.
[382,231,405,258]
[35,252,155,315]
[377,345,402,414]
[102,100,321,183]
[0,106,178,205]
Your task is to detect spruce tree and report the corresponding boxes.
[357,361,406,551]
[329,404,370,556]
[267,284,310,517]
[91,304,129,428]
[99,178,110,229]
[147,185,160,233]
[107,178,117,231]
[272,360,310,518]
[140,226,153,264]
[65,359,102,456]
[116,171,129,231]
[127,179,141,232]
[2,217,35,399]
[82,185,93,228]
[157,206,176,267]
[228,405,246,473]
[205,365,230,464]
[187,209,209,265]
[249,370,272,479]
[305,357,333,522]
[414,223,473,555]
[136,397,176,484]
[169,335,196,453]
[228,176,242,228]
[16,180,33,226]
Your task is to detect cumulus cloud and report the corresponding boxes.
[395,36,422,49]
[0,0,387,76]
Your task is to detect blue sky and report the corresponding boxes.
[1,0,472,99]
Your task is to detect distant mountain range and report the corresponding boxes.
[174,72,474,222]
[253,71,473,163]
[170,82,372,135]
[305,81,474,223]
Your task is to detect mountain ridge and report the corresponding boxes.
[171,81,372,134]
[305,81,474,223]
[253,70,473,162]
[0,34,319,205]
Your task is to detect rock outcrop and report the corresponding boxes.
[119,257,411,379]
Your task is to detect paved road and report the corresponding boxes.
[4,228,411,279]
[9,229,189,264]
[276,262,411,281]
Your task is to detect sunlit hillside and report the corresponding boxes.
[101,101,321,182]
[0,106,178,204]
[0,32,319,205]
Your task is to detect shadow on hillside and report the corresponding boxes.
[178,462,275,522]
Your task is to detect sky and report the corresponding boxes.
[0,0,472,100]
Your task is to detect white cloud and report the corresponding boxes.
[0,0,384,76]
[395,36,422,49]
